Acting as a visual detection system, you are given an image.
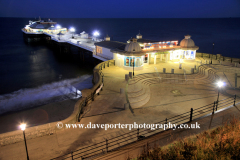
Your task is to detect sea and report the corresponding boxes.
[0,18,240,115]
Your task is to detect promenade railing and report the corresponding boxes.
[51,94,238,160]
[51,56,235,160]
[75,60,115,122]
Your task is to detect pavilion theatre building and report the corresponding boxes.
[23,19,67,34]
[94,34,199,71]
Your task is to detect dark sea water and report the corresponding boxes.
[0,18,240,114]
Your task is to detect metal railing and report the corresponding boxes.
[51,93,238,160]
[75,60,115,122]
[50,57,231,160]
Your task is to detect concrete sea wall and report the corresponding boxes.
[0,60,114,146]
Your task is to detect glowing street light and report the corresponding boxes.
[217,81,224,88]
[93,31,100,37]
[20,123,29,160]
[20,124,26,130]
[216,81,224,105]
[93,31,100,41]
[69,27,75,32]
[56,25,61,29]
[69,27,75,39]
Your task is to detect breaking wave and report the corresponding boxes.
[0,75,93,115]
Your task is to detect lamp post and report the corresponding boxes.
[69,27,75,39]
[93,31,100,42]
[216,81,224,108]
[56,25,61,30]
[20,124,29,160]
[133,59,135,76]
[212,42,215,60]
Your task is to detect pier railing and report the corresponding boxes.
[51,94,239,160]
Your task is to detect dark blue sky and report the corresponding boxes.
[0,0,240,18]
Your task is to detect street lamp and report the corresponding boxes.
[56,25,61,29]
[20,124,29,160]
[93,31,100,41]
[133,59,135,76]
[69,27,75,39]
[212,43,215,60]
[216,81,224,104]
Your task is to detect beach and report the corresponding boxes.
[0,98,78,134]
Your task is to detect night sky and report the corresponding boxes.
[0,0,240,18]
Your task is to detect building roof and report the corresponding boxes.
[111,38,145,56]
[29,22,53,29]
[128,38,159,43]
[94,41,126,50]
[180,35,199,50]
[125,38,142,52]
[137,33,142,36]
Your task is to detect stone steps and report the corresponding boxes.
[128,82,143,93]
[128,78,151,108]
[127,66,218,108]
[129,85,151,108]
[128,87,146,98]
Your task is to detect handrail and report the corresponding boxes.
[51,92,238,160]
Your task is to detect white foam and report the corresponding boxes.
[0,75,93,115]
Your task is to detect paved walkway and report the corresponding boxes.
[1,59,240,160]
[94,104,240,160]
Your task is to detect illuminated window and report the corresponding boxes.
[124,57,143,67]
[190,51,195,59]
[96,46,102,54]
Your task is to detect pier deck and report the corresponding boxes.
[22,29,111,61]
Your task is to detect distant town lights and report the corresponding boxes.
[20,123,26,131]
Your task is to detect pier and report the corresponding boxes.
[22,29,111,62]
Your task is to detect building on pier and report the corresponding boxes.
[21,19,199,67]
[94,33,199,70]
[23,19,67,34]
[94,36,126,60]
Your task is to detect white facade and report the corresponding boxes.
[96,35,199,72]
[113,53,144,70]
[169,50,196,61]
[96,46,114,60]
[102,48,113,59]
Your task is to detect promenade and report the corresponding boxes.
[1,57,240,160]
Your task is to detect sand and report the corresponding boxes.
[0,98,78,134]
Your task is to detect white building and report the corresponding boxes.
[94,33,199,71]
[94,36,126,60]
[23,19,67,34]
